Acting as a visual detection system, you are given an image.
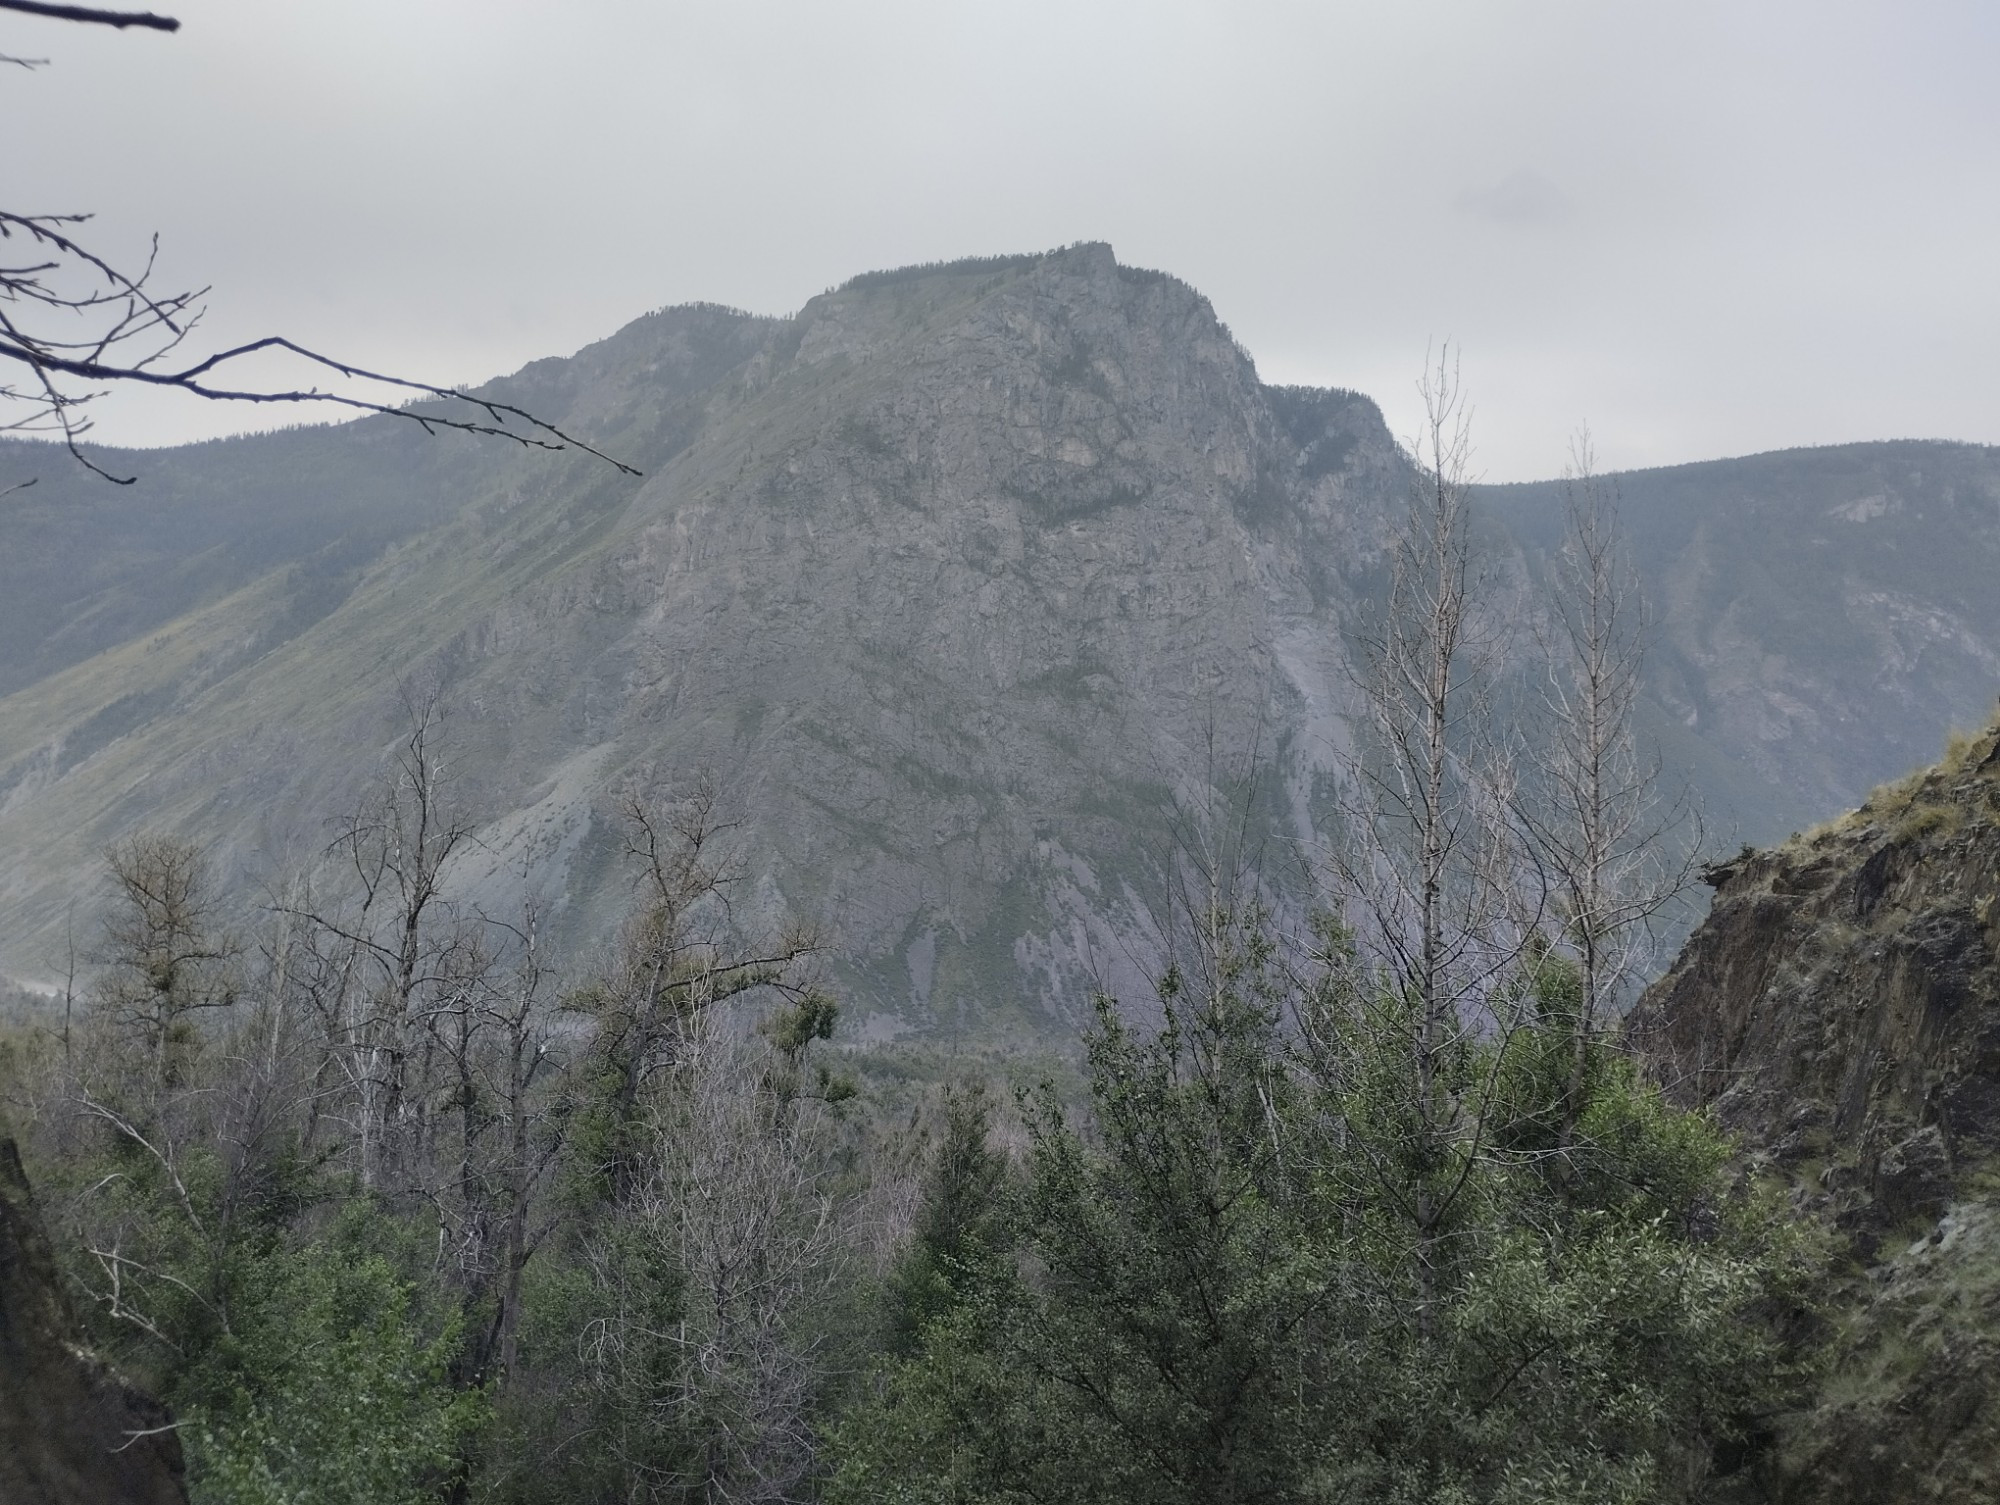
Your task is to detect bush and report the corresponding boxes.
[182,1240,485,1505]
[831,914,1816,1505]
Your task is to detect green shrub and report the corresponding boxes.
[830,919,1817,1505]
[182,1243,485,1505]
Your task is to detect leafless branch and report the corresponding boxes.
[1,209,640,483]
[1518,429,1702,1048]
[111,1421,183,1453]
[0,1,178,30]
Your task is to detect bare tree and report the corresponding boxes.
[278,686,478,1190]
[414,900,570,1387]
[1521,430,1700,1140]
[573,786,825,1207]
[92,832,240,1093]
[1317,347,1536,1329]
[1,3,638,483]
[252,701,579,1384]
[1332,350,1530,1057]
[635,1013,844,1504]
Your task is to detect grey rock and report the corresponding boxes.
[2,244,1999,1035]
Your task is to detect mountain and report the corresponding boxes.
[1487,441,2000,834]
[1631,714,2000,1503]
[2,243,1997,1034]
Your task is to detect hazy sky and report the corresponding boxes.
[6,0,1996,481]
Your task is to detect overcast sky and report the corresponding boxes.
[6,0,1996,481]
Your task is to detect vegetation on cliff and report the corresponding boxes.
[1633,710,2000,1504]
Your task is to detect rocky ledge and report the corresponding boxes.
[1632,711,2000,1503]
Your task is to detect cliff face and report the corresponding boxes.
[3,243,1999,1035]
[1632,716,2000,1503]
[1487,445,2000,836]
[0,1136,186,1505]
[0,245,1402,1034]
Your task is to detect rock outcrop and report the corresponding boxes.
[0,1133,187,1505]
[1632,713,2000,1503]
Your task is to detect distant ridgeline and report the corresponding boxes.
[2,241,1998,1034]
[836,250,1051,291]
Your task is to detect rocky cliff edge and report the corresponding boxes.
[1632,710,2000,1502]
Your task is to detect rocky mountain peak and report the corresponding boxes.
[0,246,1405,1028]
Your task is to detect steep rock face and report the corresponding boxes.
[0,246,1399,1032]
[1632,716,2000,1503]
[402,247,1400,1028]
[0,1135,187,1505]
[3,244,1999,1034]
[1487,446,2000,835]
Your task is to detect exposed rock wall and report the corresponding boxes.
[0,1134,186,1505]
[4,244,1999,1035]
[0,245,1403,1034]
[1632,716,2000,1503]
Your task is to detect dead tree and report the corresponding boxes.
[573,787,825,1207]
[639,1009,844,1504]
[1521,430,1700,1140]
[1336,350,1527,1061]
[280,687,476,1191]
[92,833,240,1095]
[1319,347,1535,1332]
[417,902,569,1387]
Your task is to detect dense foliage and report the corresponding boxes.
[0,737,1833,1505]
[0,832,1821,1505]
[830,917,1811,1505]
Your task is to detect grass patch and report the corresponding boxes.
[1864,766,1929,817]
[1892,801,1963,844]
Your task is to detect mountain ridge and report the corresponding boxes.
[3,244,1998,1033]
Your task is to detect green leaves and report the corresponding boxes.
[833,920,1813,1505]
[182,1244,484,1505]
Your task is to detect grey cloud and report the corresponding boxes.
[1455,169,1571,226]
[1,1,1994,482]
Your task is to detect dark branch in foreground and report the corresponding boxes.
[0,1,179,31]
[1,333,643,483]
[0,211,640,484]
